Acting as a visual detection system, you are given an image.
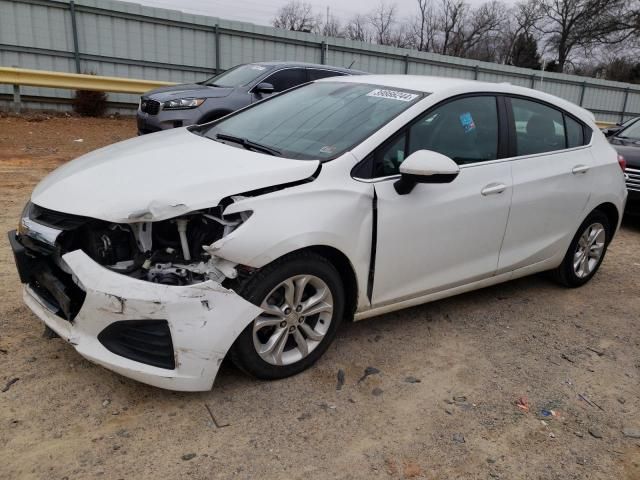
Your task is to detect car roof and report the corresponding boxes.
[252,61,364,74]
[320,74,596,124]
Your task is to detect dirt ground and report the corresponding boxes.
[0,114,639,480]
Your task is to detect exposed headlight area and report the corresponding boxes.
[16,201,252,290]
[83,210,251,286]
[162,98,206,110]
[122,208,252,285]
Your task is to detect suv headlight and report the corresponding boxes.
[163,98,206,110]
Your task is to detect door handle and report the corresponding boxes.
[481,183,507,196]
[572,165,590,174]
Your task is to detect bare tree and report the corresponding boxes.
[438,0,467,55]
[514,0,542,35]
[536,0,629,72]
[497,0,544,64]
[369,2,398,45]
[389,23,414,48]
[272,1,319,32]
[460,1,508,60]
[345,14,371,42]
[321,14,344,38]
[411,0,438,51]
[269,0,640,78]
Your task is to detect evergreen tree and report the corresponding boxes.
[510,33,541,70]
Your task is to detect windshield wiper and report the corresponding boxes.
[215,133,281,156]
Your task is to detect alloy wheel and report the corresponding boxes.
[252,275,333,366]
[573,222,606,278]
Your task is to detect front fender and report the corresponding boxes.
[212,182,374,309]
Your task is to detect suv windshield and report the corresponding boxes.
[617,120,640,140]
[203,64,271,87]
[194,82,424,160]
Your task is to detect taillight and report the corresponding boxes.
[618,153,626,172]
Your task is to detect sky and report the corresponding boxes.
[133,0,516,27]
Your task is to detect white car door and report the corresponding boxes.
[361,95,513,306]
[497,97,594,272]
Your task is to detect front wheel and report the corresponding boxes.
[551,211,611,288]
[229,252,345,380]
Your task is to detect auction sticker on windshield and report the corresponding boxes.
[367,89,419,102]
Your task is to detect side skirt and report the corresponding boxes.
[354,256,558,321]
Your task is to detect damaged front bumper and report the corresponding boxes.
[16,245,262,391]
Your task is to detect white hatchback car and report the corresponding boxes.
[9,75,627,391]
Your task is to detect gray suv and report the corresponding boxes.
[137,61,363,135]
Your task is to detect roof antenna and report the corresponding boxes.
[347,59,357,69]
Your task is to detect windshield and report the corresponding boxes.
[621,117,638,128]
[195,82,424,160]
[202,64,271,87]
[617,120,640,140]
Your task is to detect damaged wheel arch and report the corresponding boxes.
[227,249,347,379]
[227,245,360,320]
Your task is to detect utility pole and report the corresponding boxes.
[325,6,330,64]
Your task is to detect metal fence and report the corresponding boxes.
[1,0,640,121]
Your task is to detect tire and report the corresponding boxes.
[551,210,611,288]
[229,251,345,380]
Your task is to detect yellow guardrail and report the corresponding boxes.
[0,67,625,126]
[0,66,175,94]
[595,120,616,129]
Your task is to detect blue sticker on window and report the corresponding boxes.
[459,112,476,133]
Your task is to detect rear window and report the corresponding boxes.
[308,69,347,81]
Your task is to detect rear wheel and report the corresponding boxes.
[230,252,344,379]
[551,211,611,287]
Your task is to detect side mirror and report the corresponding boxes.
[255,82,275,94]
[394,150,460,195]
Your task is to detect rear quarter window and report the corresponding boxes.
[565,115,584,148]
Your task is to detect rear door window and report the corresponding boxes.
[510,98,566,155]
[263,68,308,92]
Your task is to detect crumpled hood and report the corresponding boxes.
[32,128,319,223]
[144,83,234,101]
